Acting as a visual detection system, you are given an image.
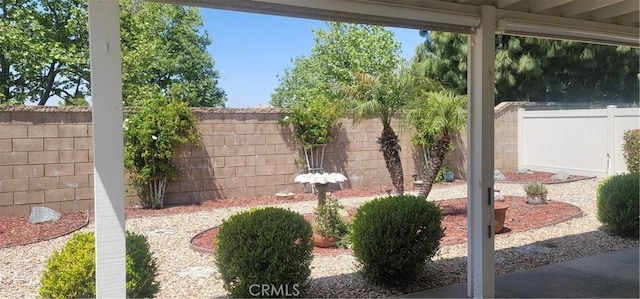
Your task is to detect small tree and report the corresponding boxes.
[124,94,200,208]
[405,89,467,198]
[279,97,342,174]
[342,67,421,195]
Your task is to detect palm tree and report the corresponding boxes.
[342,68,419,195]
[405,89,467,197]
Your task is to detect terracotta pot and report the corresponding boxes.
[312,234,340,248]
[494,202,509,234]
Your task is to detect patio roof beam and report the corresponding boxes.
[589,0,639,21]
[495,0,524,9]
[528,0,572,13]
[153,0,481,32]
[560,0,626,18]
[497,9,639,47]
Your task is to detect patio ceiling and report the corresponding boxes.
[155,0,640,47]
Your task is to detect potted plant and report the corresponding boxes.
[523,182,548,204]
[312,195,348,248]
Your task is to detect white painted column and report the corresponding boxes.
[606,105,616,176]
[466,5,496,299]
[88,0,126,297]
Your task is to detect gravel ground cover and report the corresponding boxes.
[1,178,637,298]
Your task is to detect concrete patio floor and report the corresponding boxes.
[405,246,639,298]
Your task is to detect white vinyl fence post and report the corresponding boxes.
[606,105,617,176]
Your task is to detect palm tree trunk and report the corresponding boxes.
[378,125,404,195]
[419,134,450,198]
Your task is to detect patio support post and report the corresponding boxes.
[88,0,126,296]
[466,5,496,298]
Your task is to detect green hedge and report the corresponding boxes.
[351,195,444,286]
[39,232,159,298]
[215,207,313,298]
[597,173,639,238]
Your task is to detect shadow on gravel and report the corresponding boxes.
[306,229,639,298]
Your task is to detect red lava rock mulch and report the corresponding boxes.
[1,171,590,249]
[190,196,583,255]
[0,211,90,248]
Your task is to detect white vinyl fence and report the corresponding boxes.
[518,106,640,177]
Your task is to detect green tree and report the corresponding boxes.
[272,22,408,194]
[343,67,420,195]
[1,0,89,105]
[271,22,401,107]
[416,32,640,104]
[61,97,89,106]
[124,93,201,209]
[119,1,226,107]
[404,89,467,197]
[0,0,226,106]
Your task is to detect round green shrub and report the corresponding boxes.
[215,207,313,298]
[39,231,159,298]
[596,173,639,238]
[351,195,444,286]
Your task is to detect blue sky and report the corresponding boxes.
[200,8,426,108]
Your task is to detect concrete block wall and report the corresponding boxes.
[493,102,520,171]
[160,109,415,205]
[0,107,94,217]
[413,102,523,178]
[1,104,519,217]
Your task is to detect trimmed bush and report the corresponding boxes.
[39,232,159,298]
[351,195,444,286]
[623,129,640,173]
[215,207,313,298]
[597,173,640,238]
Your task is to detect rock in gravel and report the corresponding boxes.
[147,229,174,237]
[551,171,570,181]
[566,197,586,203]
[176,266,218,279]
[517,244,553,255]
[494,170,506,181]
[28,206,61,224]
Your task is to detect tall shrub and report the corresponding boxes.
[124,95,201,208]
[596,173,639,238]
[350,195,444,286]
[39,232,159,298]
[215,207,313,298]
[279,97,342,149]
[622,129,640,173]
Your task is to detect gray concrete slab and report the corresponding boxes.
[403,247,639,298]
[556,246,639,288]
